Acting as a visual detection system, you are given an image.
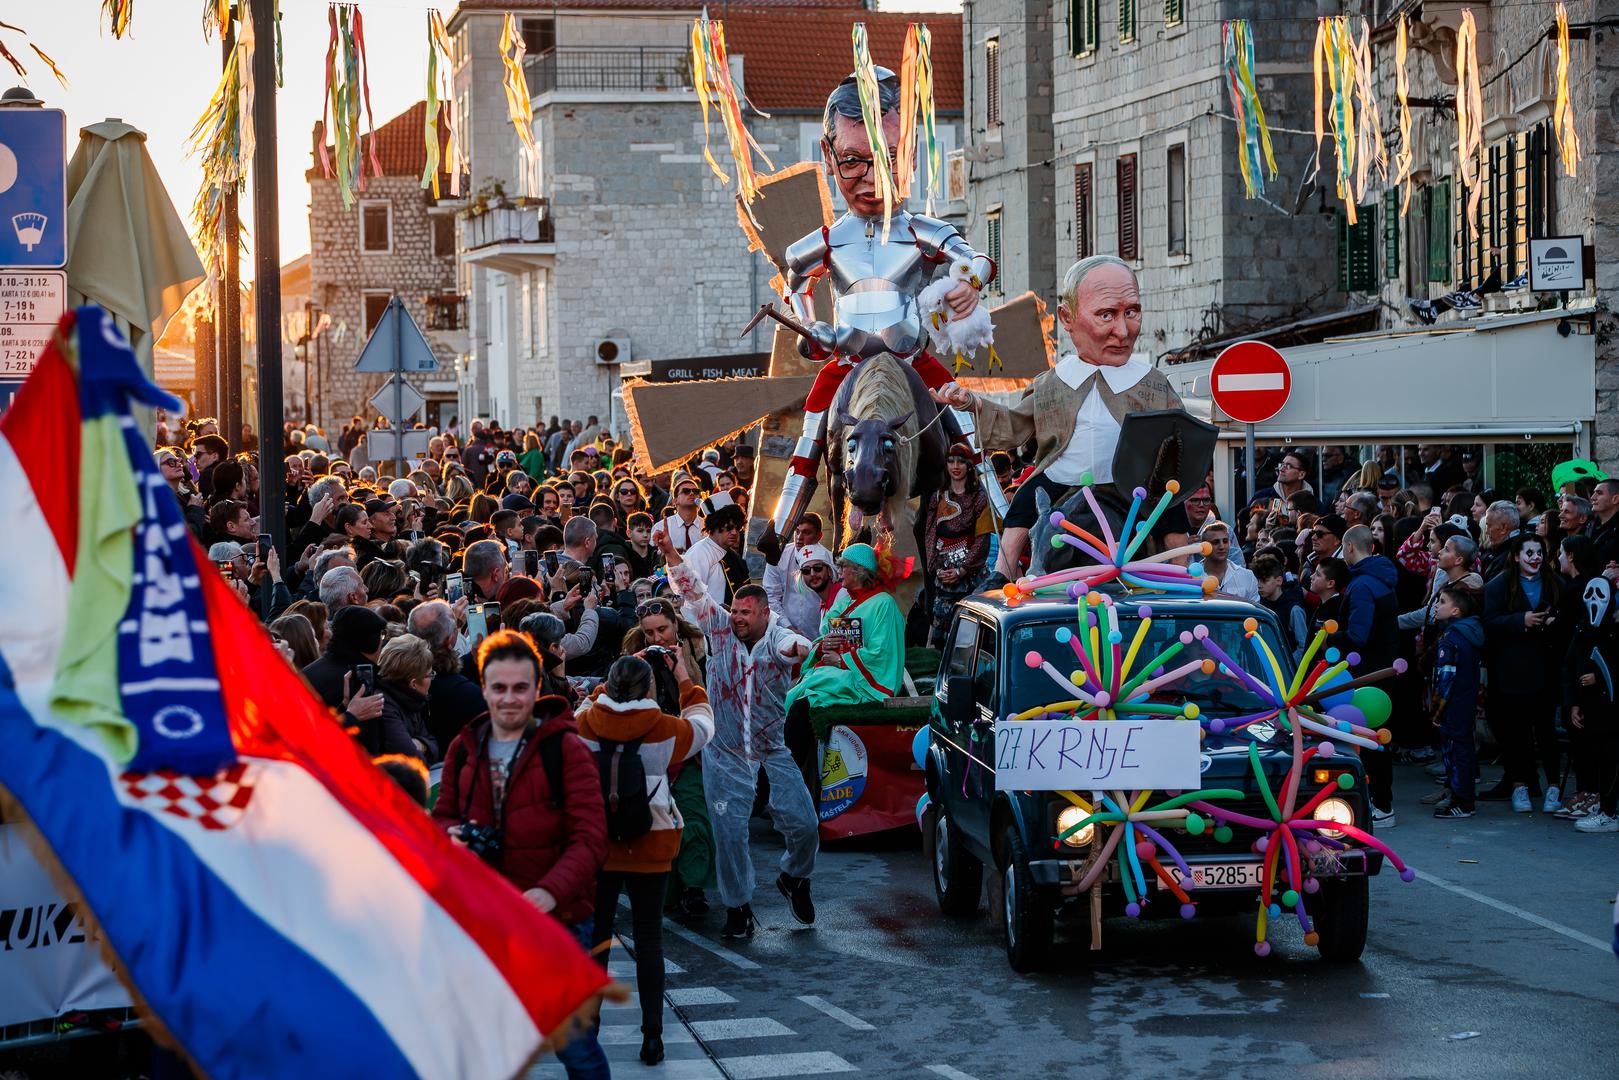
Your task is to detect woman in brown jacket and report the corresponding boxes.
[575,651,713,1066]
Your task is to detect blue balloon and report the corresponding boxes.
[915,792,931,826]
[912,726,931,770]
[1317,668,1355,711]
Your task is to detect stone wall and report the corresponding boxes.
[307,175,457,433]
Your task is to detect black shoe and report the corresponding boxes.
[1434,805,1475,819]
[640,1033,665,1066]
[681,887,710,916]
[777,872,815,926]
[721,904,755,940]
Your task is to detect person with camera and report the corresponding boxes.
[433,630,609,1079]
[576,652,714,1067]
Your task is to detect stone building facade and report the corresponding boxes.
[306,101,462,433]
[447,0,964,432]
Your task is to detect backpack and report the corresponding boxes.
[594,736,654,841]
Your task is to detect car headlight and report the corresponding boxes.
[1056,805,1095,848]
[1311,797,1355,839]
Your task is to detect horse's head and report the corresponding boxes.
[837,408,911,516]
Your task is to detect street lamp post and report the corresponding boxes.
[251,0,285,591]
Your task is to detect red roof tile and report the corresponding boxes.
[310,100,455,183]
[453,0,866,11]
[722,8,962,113]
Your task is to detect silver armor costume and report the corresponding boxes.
[770,209,1008,533]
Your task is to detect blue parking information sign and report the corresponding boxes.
[0,108,67,269]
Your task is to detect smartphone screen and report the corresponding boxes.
[258,532,272,561]
[466,604,489,643]
[354,663,376,694]
[544,550,560,576]
[446,572,465,602]
[524,550,540,576]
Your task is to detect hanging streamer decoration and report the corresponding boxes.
[320,3,383,212]
[103,1,134,39]
[1392,14,1413,215]
[424,10,466,199]
[1455,8,1484,237]
[499,13,541,199]
[851,22,900,241]
[689,9,774,214]
[202,0,229,39]
[895,24,941,215]
[187,4,252,281]
[1221,20,1276,199]
[1553,2,1581,177]
[0,20,70,88]
[1311,16,1383,226]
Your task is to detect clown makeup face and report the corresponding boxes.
[1517,539,1544,578]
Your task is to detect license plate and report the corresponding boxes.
[1156,861,1265,890]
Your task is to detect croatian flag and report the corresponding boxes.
[0,308,610,1079]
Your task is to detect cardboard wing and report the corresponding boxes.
[737,161,835,276]
[622,374,817,475]
[953,291,1056,392]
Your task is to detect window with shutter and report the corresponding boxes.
[986,211,1003,293]
[1116,153,1138,261]
[1070,0,1100,55]
[1119,0,1137,44]
[1428,179,1451,284]
[1164,0,1184,27]
[1406,186,1430,293]
[1075,164,1094,258]
[1167,144,1187,256]
[986,39,1001,127]
[1336,204,1377,293]
[1383,189,1399,279]
[361,202,392,254]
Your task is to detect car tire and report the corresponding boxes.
[1312,874,1369,962]
[930,803,982,916]
[999,823,1053,974]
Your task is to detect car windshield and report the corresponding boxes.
[1004,610,1287,724]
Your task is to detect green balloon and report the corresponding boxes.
[1213,825,1234,844]
[1184,813,1206,836]
[1352,686,1393,728]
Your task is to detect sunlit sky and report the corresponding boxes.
[19,0,960,277]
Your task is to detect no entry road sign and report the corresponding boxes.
[1210,341,1291,424]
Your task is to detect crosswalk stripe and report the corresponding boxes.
[718,1050,858,1078]
[607,957,684,977]
[688,1017,795,1041]
[666,986,738,1006]
[528,1057,723,1079]
[661,914,763,969]
[796,995,875,1031]
[927,1066,983,1080]
[599,1024,695,1045]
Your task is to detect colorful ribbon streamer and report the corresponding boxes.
[1554,2,1581,177]
[188,5,252,278]
[894,23,941,216]
[1221,19,1276,199]
[851,22,899,241]
[689,10,773,214]
[0,19,70,88]
[1311,15,1383,225]
[424,10,465,199]
[1455,8,1484,237]
[1393,14,1413,215]
[320,3,383,211]
[499,12,541,199]
[102,1,133,39]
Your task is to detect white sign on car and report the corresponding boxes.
[994,719,1202,792]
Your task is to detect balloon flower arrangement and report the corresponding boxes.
[1001,478,1215,603]
[1010,590,1251,920]
[1183,616,1417,954]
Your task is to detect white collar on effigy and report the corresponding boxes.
[1054,352,1152,394]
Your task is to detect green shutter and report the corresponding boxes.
[1383,189,1400,278]
[1164,0,1184,26]
[1428,179,1451,283]
[1070,0,1099,54]
[1119,0,1136,43]
[1337,203,1377,293]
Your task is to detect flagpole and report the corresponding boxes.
[252,0,286,579]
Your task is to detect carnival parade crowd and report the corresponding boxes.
[148,405,1619,1075]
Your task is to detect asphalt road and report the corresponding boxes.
[536,763,1618,1080]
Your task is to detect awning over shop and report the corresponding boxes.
[1163,305,1595,444]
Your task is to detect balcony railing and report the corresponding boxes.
[423,294,466,332]
[524,46,692,96]
[461,204,554,251]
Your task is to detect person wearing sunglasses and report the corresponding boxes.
[769,68,1006,541]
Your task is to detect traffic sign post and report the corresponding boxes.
[353,296,438,475]
[1210,341,1292,514]
[0,101,67,415]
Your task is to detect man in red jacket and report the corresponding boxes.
[434,630,609,1079]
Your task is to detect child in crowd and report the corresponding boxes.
[1428,583,1485,819]
[1253,553,1309,663]
[1309,556,1349,642]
